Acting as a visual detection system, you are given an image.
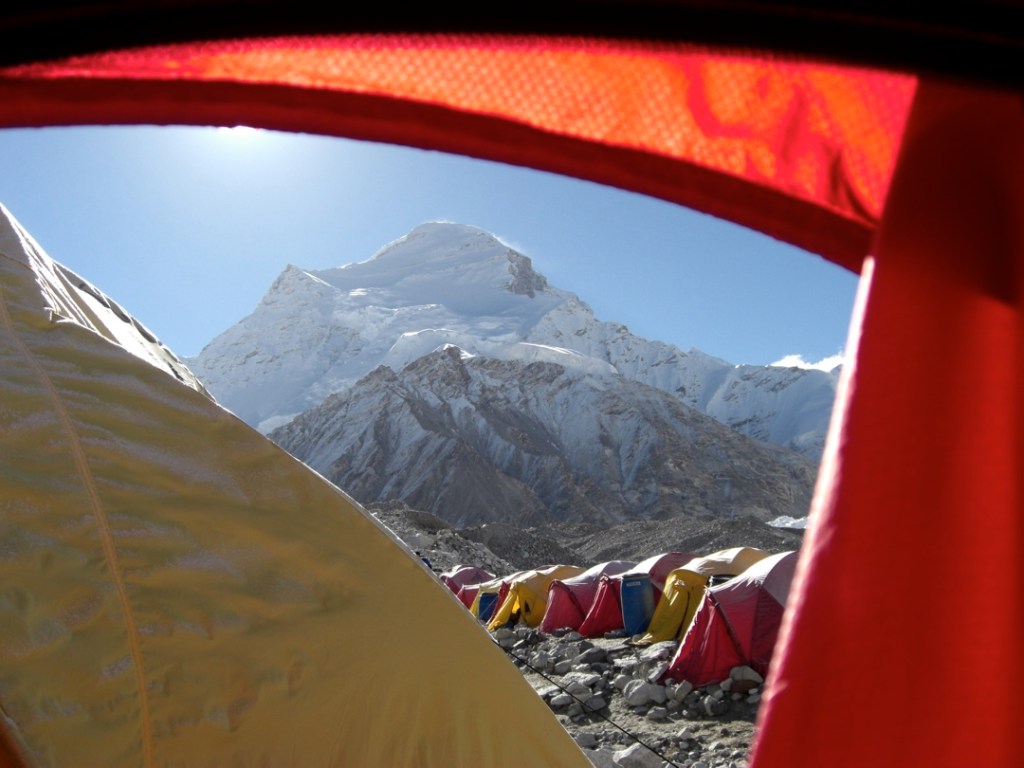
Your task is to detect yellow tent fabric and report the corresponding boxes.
[469,570,529,619]
[638,547,771,645]
[639,569,710,646]
[0,204,589,767]
[487,565,584,631]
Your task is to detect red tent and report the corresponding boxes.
[662,551,798,689]
[455,583,479,610]
[577,552,694,638]
[539,560,635,634]
[0,5,1020,767]
[439,564,494,596]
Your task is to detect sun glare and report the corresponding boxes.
[215,126,264,138]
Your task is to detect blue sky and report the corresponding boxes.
[0,125,858,366]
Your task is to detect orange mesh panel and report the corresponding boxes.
[0,35,914,269]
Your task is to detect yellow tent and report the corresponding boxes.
[637,547,771,645]
[469,569,529,621]
[487,565,584,631]
[0,205,589,767]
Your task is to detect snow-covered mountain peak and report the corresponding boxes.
[308,221,551,311]
[189,221,838,458]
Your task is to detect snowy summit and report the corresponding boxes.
[188,222,838,458]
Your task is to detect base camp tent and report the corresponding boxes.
[469,570,529,623]
[439,564,494,596]
[638,547,771,645]
[0,4,1020,767]
[662,551,798,689]
[539,560,636,634]
[486,565,584,631]
[0,206,588,766]
[577,552,694,638]
[456,582,481,610]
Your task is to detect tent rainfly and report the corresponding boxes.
[439,564,495,596]
[637,547,772,646]
[469,570,529,623]
[662,551,799,689]
[539,560,636,634]
[0,5,1020,766]
[486,565,584,631]
[577,552,695,638]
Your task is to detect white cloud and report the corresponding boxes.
[770,352,845,371]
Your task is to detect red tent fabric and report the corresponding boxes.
[439,564,494,596]
[539,560,635,634]
[577,552,694,638]
[456,583,480,610]
[662,551,798,688]
[0,7,1021,767]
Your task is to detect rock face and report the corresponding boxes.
[270,345,818,528]
[187,221,838,459]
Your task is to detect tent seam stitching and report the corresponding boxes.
[0,280,154,768]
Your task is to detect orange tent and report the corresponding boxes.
[0,5,1020,767]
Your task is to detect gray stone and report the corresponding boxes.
[639,641,677,662]
[563,671,602,689]
[554,659,573,674]
[549,693,573,708]
[566,681,592,697]
[612,742,664,768]
[574,646,608,665]
[613,674,633,691]
[612,658,639,675]
[583,747,618,768]
[574,732,599,749]
[528,650,552,671]
[646,662,670,683]
[623,679,654,707]
[729,665,764,684]
[672,681,694,702]
[702,695,729,716]
[647,706,669,721]
[583,695,608,712]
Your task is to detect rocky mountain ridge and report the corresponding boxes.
[273,345,818,528]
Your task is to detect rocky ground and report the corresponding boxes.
[367,500,805,768]
[500,628,761,768]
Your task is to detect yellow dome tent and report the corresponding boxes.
[0,204,589,767]
[637,547,771,646]
[486,565,584,631]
